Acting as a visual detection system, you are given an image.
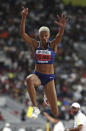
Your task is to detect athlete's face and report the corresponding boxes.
[70,106,79,116]
[39,31,50,44]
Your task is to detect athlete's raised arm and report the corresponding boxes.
[20,7,38,50]
[51,14,67,52]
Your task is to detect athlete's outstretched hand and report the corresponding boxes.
[21,7,28,17]
[55,14,67,29]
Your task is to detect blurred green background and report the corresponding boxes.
[63,0,86,7]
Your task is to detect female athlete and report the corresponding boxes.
[20,7,67,118]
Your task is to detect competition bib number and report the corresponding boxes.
[36,50,51,63]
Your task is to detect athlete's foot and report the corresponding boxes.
[31,107,40,119]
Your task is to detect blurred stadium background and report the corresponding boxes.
[0,0,86,130]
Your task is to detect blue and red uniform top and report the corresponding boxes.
[34,41,56,64]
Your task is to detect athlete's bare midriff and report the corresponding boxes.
[35,64,54,74]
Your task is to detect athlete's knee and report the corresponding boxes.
[26,74,34,84]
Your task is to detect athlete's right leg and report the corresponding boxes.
[26,74,41,107]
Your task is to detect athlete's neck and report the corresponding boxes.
[41,42,48,49]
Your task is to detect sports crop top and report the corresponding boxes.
[34,42,56,64]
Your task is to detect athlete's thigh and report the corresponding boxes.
[44,80,57,105]
[26,74,41,87]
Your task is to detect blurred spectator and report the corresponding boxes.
[43,112,65,131]
[0,112,4,121]
[20,109,26,121]
[36,129,43,131]
[18,127,26,131]
[65,102,86,131]
[2,123,12,131]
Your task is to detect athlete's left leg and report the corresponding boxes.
[44,80,58,117]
